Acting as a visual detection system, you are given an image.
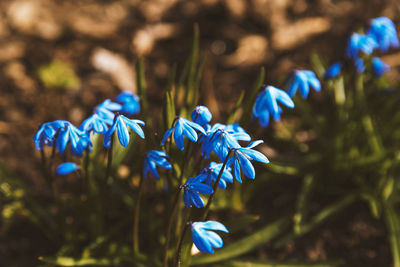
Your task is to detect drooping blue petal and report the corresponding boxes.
[372,57,390,76]
[174,119,185,150]
[56,162,80,175]
[191,221,229,254]
[116,117,130,147]
[324,62,342,79]
[161,128,174,145]
[237,152,255,179]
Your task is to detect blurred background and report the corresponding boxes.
[1,0,400,266]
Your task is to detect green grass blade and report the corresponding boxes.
[240,67,264,127]
[191,216,291,265]
[227,90,245,124]
[383,201,400,267]
[220,259,343,267]
[294,175,314,234]
[274,195,358,248]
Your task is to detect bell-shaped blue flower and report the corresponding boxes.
[372,57,390,76]
[368,17,399,52]
[33,120,66,150]
[143,150,172,179]
[192,106,212,126]
[253,85,295,127]
[227,140,269,183]
[115,90,140,116]
[161,117,206,151]
[191,221,229,254]
[199,161,233,189]
[201,127,241,161]
[346,33,377,59]
[287,70,321,98]
[56,121,91,156]
[182,175,213,208]
[79,113,112,135]
[94,99,122,122]
[324,62,342,79]
[56,162,80,175]
[104,114,145,148]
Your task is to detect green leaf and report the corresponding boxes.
[294,175,314,234]
[275,195,358,248]
[309,52,326,78]
[38,59,81,89]
[136,58,153,147]
[163,66,177,132]
[39,256,112,266]
[227,91,245,124]
[240,67,265,127]
[220,259,343,267]
[383,200,400,267]
[191,216,291,265]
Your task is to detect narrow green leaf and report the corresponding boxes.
[136,58,153,147]
[274,195,358,248]
[294,175,314,234]
[309,52,326,78]
[227,91,245,124]
[39,256,112,266]
[163,90,176,132]
[383,201,400,267]
[184,24,200,111]
[240,67,265,127]
[221,259,343,267]
[192,216,291,265]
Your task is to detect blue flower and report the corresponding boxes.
[227,140,269,183]
[56,162,80,175]
[346,33,377,59]
[192,106,212,126]
[199,161,233,189]
[182,175,213,208]
[368,17,399,52]
[191,221,229,254]
[287,70,321,98]
[56,121,91,156]
[324,62,342,79]
[104,114,145,148]
[79,113,112,135]
[161,117,206,151]
[94,99,122,122]
[200,126,241,161]
[33,120,66,150]
[372,57,390,76]
[115,91,140,116]
[143,150,172,179]
[253,85,295,127]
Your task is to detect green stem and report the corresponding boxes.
[355,74,383,155]
[163,187,183,267]
[106,134,114,183]
[202,150,232,220]
[176,221,190,267]
[133,173,145,254]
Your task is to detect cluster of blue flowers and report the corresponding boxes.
[253,17,398,128]
[34,91,142,171]
[325,16,399,78]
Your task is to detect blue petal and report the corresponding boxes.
[192,229,213,253]
[190,192,205,208]
[116,118,130,147]
[237,152,255,179]
[174,120,184,150]
[192,183,213,194]
[161,128,174,146]
[183,191,192,208]
[241,148,269,163]
[56,127,70,155]
[185,120,207,135]
[56,162,79,175]
[124,118,145,139]
[199,221,229,233]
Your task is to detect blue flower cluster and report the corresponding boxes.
[158,104,271,253]
[34,91,145,170]
[326,16,398,78]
